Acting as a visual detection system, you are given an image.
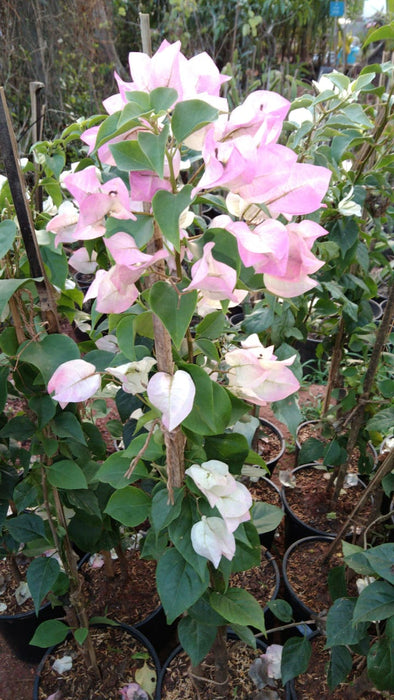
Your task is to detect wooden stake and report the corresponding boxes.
[0,87,60,333]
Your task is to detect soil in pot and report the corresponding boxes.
[35,624,160,700]
[0,554,63,662]
[81,548,160,627]
[79,547,174,657]
[291,633,383,700]
[255,419,285,473]
[283,537,358,619]
[296,421,377,476]
[158,637,287,699]
[282,465,373,541]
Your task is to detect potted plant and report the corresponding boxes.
[36,35,333,696]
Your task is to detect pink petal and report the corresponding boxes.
[48,360,100,408]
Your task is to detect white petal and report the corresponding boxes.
[147,370,195,431]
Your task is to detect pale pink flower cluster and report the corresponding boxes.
[186,460,252,568]
[225,334,300,406]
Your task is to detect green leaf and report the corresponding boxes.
[188,595,227,627]
[367,637,394,691]
[28,395,56,429]
[104,486,151,527]
[178,616,217,666]
[13,478,39,512]
[363,21,394,47]
[0,415,35,440]
[7,512,46,543]
[0,219,17,258]
[252,502,283,535]
[230,624,257,649]
[138,124,169,178]
[27,557,60,615]
[209,588,266,633]
[353,581,394,623]
[152,186,193,251]
[267,599,293,623]
[362,544,394,584]
[30,620,70,648]
[67,511,102,553]
[151,487,184,532]
[168,499,208,580]
[367,407,394,434]
[194,310,226,339]
[281,635,312,685]
[150,87,178,112]
[172,100,218,142]
[180,363,232,435]
[156,548,209,623]
[97,452,148,489]
[73,627,89,646]
[327,645,352,690]
[272,394,303,437]
[326,598,369,647]
[0,279,36,318]
[328,565,347,601]
[18,334,80,384]
[150,282,197,348]
[51,412,87,445]
[47,460,88,490]
[204,433,249,474]
[109,140,152,172]
[0,365,9,413]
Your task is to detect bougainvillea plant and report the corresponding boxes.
[43,39,331,693]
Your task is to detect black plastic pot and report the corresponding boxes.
[256,418,286,475]
[281,463,369,547]
[33,622,161,699]
[156,631,272,699]
[282,535,335,624]
[294,336,327,377]
[0,599,64,663]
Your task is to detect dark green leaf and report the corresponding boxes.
[0,415,35,440]
[152,186,193,251]
[51,413,87,445]
[362,544,394,584]
[150,282,197,348]
[252,502,283,535]
[178,616,217,666]
[267,599,293,623]
[326,598,369,647]
[327,645,352,690]
[18,335,80,384]
[138,125,169,178]
[328,565,347,601]
[367,637,394,691]
[353,581,394,623]
[27,557,60,615]
[0,219,17,258]
[109,140,152,171]
[281,635,311,685]
[156,548,210,623]
[151,487,184,531]
[204,433,249,474]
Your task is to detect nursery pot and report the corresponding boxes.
[0,599,64,663]
[282,535,335,624]
[156,631,290,699]
[33,621,161,700]
[281,463,370,547]
[255,418,286,475]
[293,335,327,377]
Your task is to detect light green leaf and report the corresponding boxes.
[0,279,37,317]
[172,100,218,142]
[30,620,70,648]
[109,140,152,172]
[73,627,89,646]
[252,502,283,535]
[362,544,394,584]
[96,452,148,489]
[104,486,151,526]
[0,220,17,258]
